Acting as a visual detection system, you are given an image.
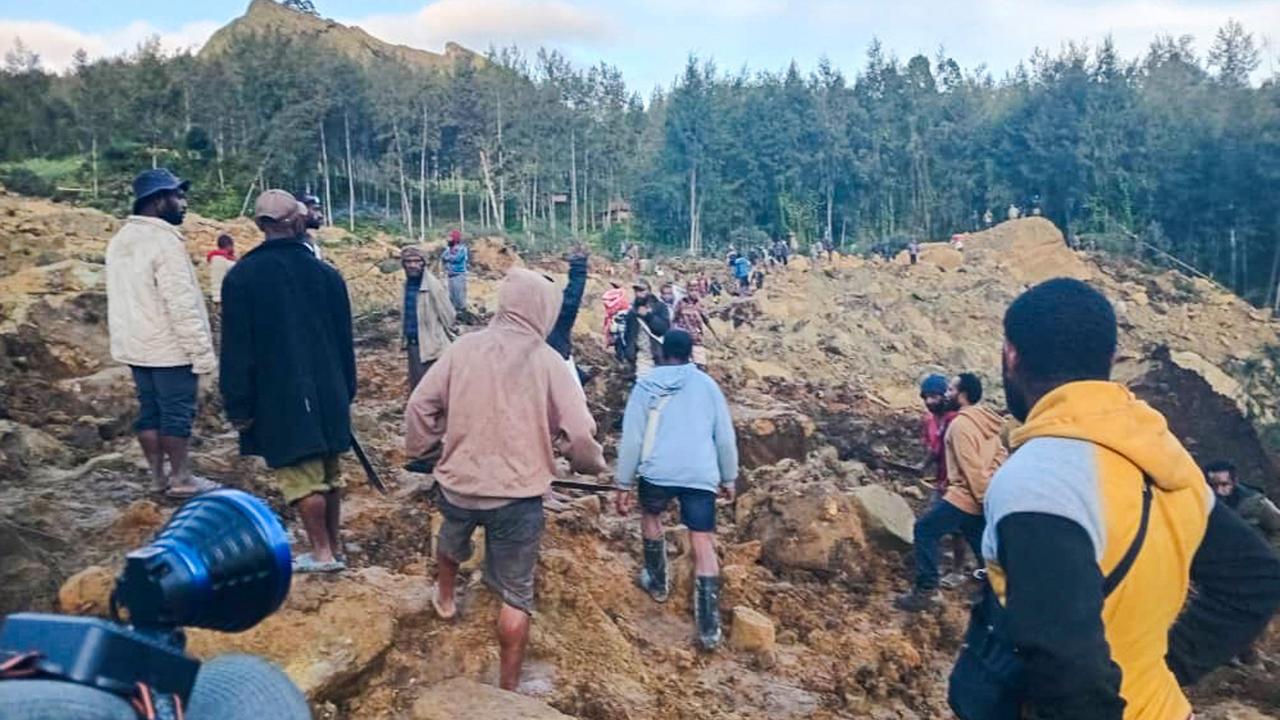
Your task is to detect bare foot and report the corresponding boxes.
[432,585,457,620]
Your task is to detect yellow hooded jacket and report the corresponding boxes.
[983,381,1213,720]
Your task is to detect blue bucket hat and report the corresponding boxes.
[132,168,190,202]
[920,374,948,397]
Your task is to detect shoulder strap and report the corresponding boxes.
[640,395,674,462]
[1102,474,1154,598]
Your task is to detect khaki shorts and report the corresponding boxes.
[275,455,346,504]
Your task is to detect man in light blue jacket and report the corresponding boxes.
[615,329,739,650]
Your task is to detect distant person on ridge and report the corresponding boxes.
[948,278,1280,720]
[673,287,713,369]
[106,168,218,499]
[616,329,738,651]
[220,189,357,574]
[908,239,920,265]
[207,234,236,304]
[772,237,790,266]
[405,268,608,691]
[898,372,1007,612]
[692,271,711,297]
[401,246,455,393]
[731,254,752,293]
[442,229,469,314]
[983,209,994,227]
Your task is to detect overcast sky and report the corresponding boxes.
[1,0,1276,91]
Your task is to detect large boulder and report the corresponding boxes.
[734,407,816,470]
[187,568,427,702]
[54,366,138,439]
[849,484,915,551]
[412,677,573,719]
[0,419,71,476]
[743,485,865,574]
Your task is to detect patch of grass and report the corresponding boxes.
[17,156,83,180]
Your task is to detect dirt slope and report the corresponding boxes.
[1,193,1277,718]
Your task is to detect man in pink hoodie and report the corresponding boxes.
[405,268,607,691]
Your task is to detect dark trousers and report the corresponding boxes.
[407,342,426,393]
[130,365,198,438]
[913,498,985,592]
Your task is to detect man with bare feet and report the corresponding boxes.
[106,168,218,499]
[406,268,607,690]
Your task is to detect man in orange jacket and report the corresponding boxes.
[898,372,1007,611]
[950,278,1280,719]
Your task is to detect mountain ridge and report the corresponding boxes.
[200,0,481,71]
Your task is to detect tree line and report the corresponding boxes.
[0,13,1278,306]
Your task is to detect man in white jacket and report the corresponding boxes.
[106,168,218,498]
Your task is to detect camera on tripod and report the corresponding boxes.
[0,489,304,720]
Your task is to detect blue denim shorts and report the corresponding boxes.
[130,365,198,438]
[638,478,718,532]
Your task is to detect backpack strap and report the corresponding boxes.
[640,395,674,463]
[1102,474,1154,598]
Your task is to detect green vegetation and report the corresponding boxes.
[0,11,1277,304]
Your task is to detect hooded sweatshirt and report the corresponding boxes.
[942,403,1008,514]
[405,268,607,504]
[977,381,1280,720]
[616,363,738,494]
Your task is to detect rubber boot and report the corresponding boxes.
[637,538,669,602]
[694,575,722,651]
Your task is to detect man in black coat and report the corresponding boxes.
[220,189,357,573]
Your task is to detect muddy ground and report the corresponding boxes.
[3,191,1280,718]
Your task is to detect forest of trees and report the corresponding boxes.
[0,6,1278,306]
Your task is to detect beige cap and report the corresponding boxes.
[254,189,305,223]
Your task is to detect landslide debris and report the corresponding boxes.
[1,191,1276,718]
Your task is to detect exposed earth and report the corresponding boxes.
[3,191,1279,718]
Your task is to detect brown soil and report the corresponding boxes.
[2,191,1278,718]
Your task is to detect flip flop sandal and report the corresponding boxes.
[293,553,347,574]
[164,476,223,499]
[431,586,458,621]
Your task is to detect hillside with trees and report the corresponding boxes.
[0,0,1277,306]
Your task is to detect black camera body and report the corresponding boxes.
[0,614,199,702]
[0,489,296,718]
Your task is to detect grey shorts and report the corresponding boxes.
[436,494,544,614]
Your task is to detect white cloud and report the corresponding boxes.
[351,0,616,52]
[645,0,787,20]
[0,18,220,72]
